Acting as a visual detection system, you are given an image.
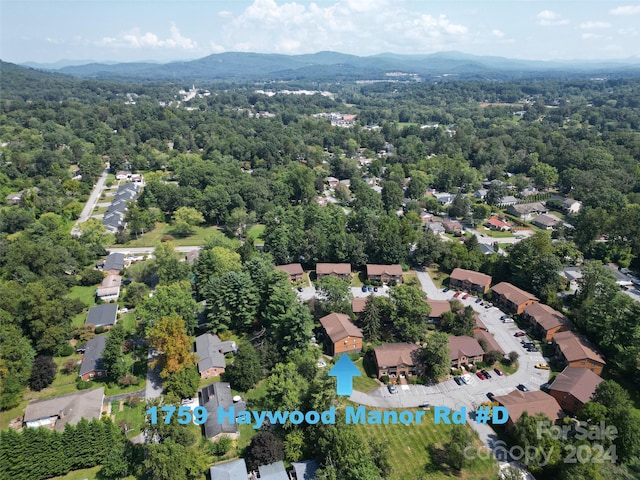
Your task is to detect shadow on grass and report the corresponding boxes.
[425,444,462,476]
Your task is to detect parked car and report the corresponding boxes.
[297,287,303,292]
[517,384,529,392]
[475,298,483,304]
[387,384,398,394]
[443,287,450,293]
[487,392,495,400]
[461,293,468,300]
[361,286,368,292]
[481,369,492,379]
[453,291,461,297]
[454,376,463,385]
[180,398,193,405]
[535,363,550,370]
[493,367,503,376]
[484,304,491,309]
[514,331,526,337]
[501,315,514,323]
[476,371,486,380]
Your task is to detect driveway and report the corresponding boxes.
[145,349,163,400]
[71,166,109,236]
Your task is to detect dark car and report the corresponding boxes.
[443,287,450,293]
[487,392,495,400]
[517,384,529,392]
[454,376,463,385]
[297,287,303,292]
[514,331,526,337]
[476,371,486,380]
[362,286,368,292]
[475,298,483,303]
[494,367,503,376]
[122,278,132,286]
[387,384,398,394]
[481,370,492,379]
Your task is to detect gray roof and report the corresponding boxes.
[479,243,497,255]
[79,336,107,377]
[103,252,126,272]
[200,382,245,439]
[86,303,118,327]
[23,387,104,431]
[291,460,319,480]
[209,459,248,480]
[258,461,288,480]
[195,334,236,373]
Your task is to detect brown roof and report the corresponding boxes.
[373,343,421,368]
[474,330,505,355]
[448,335,484,361]
[450,268,491,287]
[474,316,488,331]
[100,274,121,289]
[366,264,403,276]
[553,331,606,365]
[494,390,564,425]
[425,299,451,318]
[319,313,363,343]
[549,367,603,405]
[523,303,571,331]
[352,297,367,314]
[492,282,539,305]
[316,263,351,275]
[275,263,304,276]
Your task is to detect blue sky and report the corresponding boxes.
[2,0,640,63]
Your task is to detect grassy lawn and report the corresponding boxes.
[351,407,498,479]
[24,354,93,402]
[476,225,515,238]
[402,270,419,287]
[247,223,265,241]
[352,357,380,393]
[49,466,135,480]
[497,360,518,376]
[427,267,449,289]
[112,399,146,439]
[0,399,28,430]
[92,205,108,215]
[119,311,138,333]
[68,285,97,327]
[120,222,227,247]
[199,375,221,390]
[350,272,364,287]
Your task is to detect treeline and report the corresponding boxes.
[0,418,128,480]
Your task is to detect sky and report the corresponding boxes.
[1,0,640,64]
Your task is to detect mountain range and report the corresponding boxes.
[15,51,640,82]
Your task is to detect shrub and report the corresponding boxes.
[94,326,105,334]
[57,344,75,357]
[76,377,91,390]
[62,359,78,374]
[161,234,175,242]
[381,375,389,384]
[211,436,233,456]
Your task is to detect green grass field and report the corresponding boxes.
[476,226,515,238]
[247,223,265,241]
[112,400,146,439]
[351,407,498,479]
[121,222,229,247]
[427,267,449,289]
[68,285,97,327]
[352,357,380,392]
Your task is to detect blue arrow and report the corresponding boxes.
[328,355,361,396]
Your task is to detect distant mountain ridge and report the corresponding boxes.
[15,51,640,82]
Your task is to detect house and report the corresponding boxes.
[507,202,548,221]
[326,176,339,188]
[427,221,445,235]
[479,243,498,255]
[563,199,582,215]
[549,367,603,415]
[493,390,565,429]
[498,196,519,207]
[101,252,126,274]
[79,336,108,381]
[366,264,403,284]
[200,382,244,441]
[425,299,451,324]
[522,303,572,342]
[6,192,23,205]
[209,459,248,480]
[491,282,539,314]
[316,263,351,280]
[319,313,363,356]
[486,216,511,231]
[351,297,367,315]
[561,266,583,290]
[115,170,131,181]
[532,214,559,230]
[443,220,463,235]
[85,303,118,329]
[185,249,201,264]
[474,189,488,200]
[553,331,606,375]
[23,387,105,431]
[473,316,488,332]
[290,460,319,480]
[449,268,492,295]
[448,335,484,368]
[96,274,121,301]
[275,263,304,282]
[474,330,505,357]
[433,193,455,206]
[258,461,288,480]
[194,333,237,378]
[520,187,538,197]
[372,343,422,379]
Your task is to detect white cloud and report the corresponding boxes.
[618,27,638,37]
[97,23,196,49]
[45,37,62,44]
[580,21,611,29]
[610,5,640,15]
[581,33,602,40]
[536,10,569,26]
[491,29,505,38]
[218,10,233,18]
[216,0,468,55]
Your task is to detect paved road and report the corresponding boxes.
[297,285,390,302]
[145,349,163,400]
[71,166,109,236]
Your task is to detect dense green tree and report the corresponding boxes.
[245,432,285,471]
[29,355,57,391]
[421,332,450,381]
[222,342,263,391]
[390,284,430,342]
[162,366,200,399]
[171,206,205,237]
[203,271,259,333]
[137,281,198,334]
[314,275,352,315]
[102,324,126,381]
[152,242,191,285]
